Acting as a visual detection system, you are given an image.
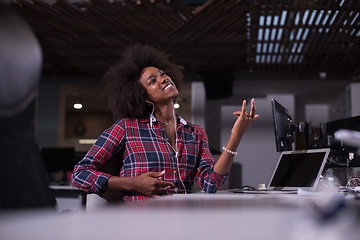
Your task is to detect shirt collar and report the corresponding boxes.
[139,113,188,126]
[178,116,188,126]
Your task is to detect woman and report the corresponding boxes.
[71,44,259,203]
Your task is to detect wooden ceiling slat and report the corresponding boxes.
[128,1,187,41]
[318,0,346,73]
[259,0,270,69]
[311,0,356,78]
[163,0,248,66]
[248,0,261,73]
[298,0,317,74]
[87,1,161,45]
[339,5,360,79]
[277,1,294,69]
[163,0,236,50]
[327,1,360,73]
[272,0,285,70]
[312,3,341,73]
[290,1,308,69]
[6,0,360,80]
[266,0,278,71]
[320,0,354,75]
[291,1,308,67]
[305,0,334,74]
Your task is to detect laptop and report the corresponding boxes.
[231,148,331,194]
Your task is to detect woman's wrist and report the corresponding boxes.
[228,131,242,148]
[107,176,134,191]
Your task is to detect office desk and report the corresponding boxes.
[1,192,359,240]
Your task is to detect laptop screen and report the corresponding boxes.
[268,148,330,191]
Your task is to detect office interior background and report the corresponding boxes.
[5,0,360,188]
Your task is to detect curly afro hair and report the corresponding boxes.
[102,44,184,120]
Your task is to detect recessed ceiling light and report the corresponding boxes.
[78,139,97,144]
[73,103,83,109]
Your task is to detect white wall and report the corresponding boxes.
[191,82,206,129]
[305,104,330,127]
[350,83,360,116]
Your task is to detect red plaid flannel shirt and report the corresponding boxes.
[72,115,227,203]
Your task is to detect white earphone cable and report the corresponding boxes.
[147,101,187,194]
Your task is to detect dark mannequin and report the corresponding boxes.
[0,6,55,209]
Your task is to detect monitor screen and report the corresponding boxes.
[269,151,327,188]
[271,99,295,152]
[325,115,360,136]
[41,147,76,173]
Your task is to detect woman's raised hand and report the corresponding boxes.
[232,98,259,136]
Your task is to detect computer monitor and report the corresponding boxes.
[41,147,76,173]
[321,115,360,167]
[325,115,360,137]
[271,99,295,152]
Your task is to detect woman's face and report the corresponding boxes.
[139,66,178,104]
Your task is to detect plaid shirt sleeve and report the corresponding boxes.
[71,120,125,193]
[194,125,228,193]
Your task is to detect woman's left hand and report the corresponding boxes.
[232,98,259,136]
[214,98,259,174]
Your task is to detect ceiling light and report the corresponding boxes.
[78,139,97,144]
[319,72,327,80]
[73,103,83,109]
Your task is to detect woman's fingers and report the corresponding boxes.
[233,100,247,117]
[250,98,256,118]
[239,99,247,119]
[233,98,259,121]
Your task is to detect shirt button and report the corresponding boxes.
[173,170,177,174]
